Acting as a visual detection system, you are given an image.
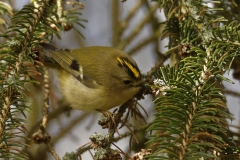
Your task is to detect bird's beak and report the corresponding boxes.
[136,82,151,92]
[136,82,145,88]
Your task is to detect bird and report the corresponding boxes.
[40,43,142,113]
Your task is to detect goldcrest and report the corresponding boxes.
[40,43,142,111]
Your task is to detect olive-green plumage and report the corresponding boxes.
[40,43,142,111]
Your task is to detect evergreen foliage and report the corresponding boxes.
[0,0,240,159]
[0,1,85,159]
[0,1,57,159]
[147,0,240,159]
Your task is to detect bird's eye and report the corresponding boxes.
[123,80,132,85]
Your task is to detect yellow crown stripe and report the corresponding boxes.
[124,61,140,78]
[117,57,140,78]
[117,57,124,65]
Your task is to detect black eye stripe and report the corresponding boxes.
[123,80,132,84]
[70,60,80,71]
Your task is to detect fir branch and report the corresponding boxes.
[59,0,86,36]
[148,65,231,159]
[147,0,240,159]
[0,1,61,158]
[0,1,13,33]
[0,1,86,158]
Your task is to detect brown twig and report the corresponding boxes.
[31,112,91,158]
[122,0,144,25]
[128,27,163,55]
[32,70,60,160]
[117,4,159,50]
[56,0,63,19]
[0,96,11,142]
[145,52,168,79]
[223,89,240,97]
[112,142,132,159]
[113,123,151,143]
[128,0,163,56]
[51,112,91,144]
[43,70,50,129]
[112,0,120,47]
[77,142,92,155]
[124,123,139,144]
[46,142,61,160]
[76,123,151,157]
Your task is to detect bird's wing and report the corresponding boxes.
[40,43,83,81]
[40,43,100,89]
